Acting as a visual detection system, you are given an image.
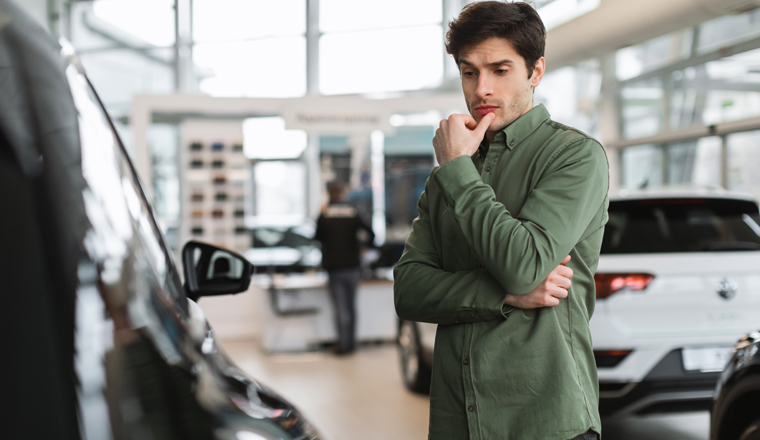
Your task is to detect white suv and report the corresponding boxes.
[398,189,760,417]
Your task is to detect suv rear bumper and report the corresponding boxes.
[599,349,721,417]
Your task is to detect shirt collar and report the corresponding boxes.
[494,104,551,151]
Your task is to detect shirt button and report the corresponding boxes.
[463,358,470,366]
[485,166,492,172]
[509,140,515,147]
[468,405,475,412]
[454,319,460,324]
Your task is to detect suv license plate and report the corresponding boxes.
[682,347,733,373]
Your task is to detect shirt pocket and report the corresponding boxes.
[440,208,480,272]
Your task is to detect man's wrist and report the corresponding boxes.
[503,293,515,307]
[437,152,465,167]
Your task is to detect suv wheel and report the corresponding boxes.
[397,320,432,394]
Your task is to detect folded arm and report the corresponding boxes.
[393,178,511,325]
[432,138,608,295]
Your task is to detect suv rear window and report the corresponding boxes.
[601,198,760,254]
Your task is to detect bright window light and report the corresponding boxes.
[254,161,307,220]
[193,0,306,43]
[320,25,443,95]
[194,37,306,97]
[243,117,308,160]
[537,0,600,31]
[93,0,175,47]
[320,0,441,33]
[389,111,443,127]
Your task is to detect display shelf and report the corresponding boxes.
[180,120,251,253]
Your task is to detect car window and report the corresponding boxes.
[252,225,316,248]
[601,198,760,254]
[65,62,187,315]
[63,57,220,438]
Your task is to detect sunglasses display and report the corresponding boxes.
[182,134,249,251]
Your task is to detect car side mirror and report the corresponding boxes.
[182,240,254,301]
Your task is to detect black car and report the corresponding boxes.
[0,1,320,439]
[711,330,760,440]
[247,222,322,273]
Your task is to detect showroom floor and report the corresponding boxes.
[220,340,711,440]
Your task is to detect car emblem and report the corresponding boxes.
[716,278,738,300]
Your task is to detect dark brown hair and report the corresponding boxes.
[445,1,546,78]
[327,181,346,202]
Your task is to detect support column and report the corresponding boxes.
[349,133,370,191]
[306,0,320,96]
[599,53,622,194]
[307,132,322,219]
[370,130,386,246]
[131,100,152,199]
[442,0,464,82]
[305,0,321,220]
[720,134,729,189]
[47,0,63,37]
[174,0,195,93]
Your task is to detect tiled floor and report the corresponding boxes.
[219,339,710,440]
[220,340,430,440]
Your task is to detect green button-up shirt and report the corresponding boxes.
[394,104,609,440]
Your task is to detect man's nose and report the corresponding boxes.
[476,73,493,99]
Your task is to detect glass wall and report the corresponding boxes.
[696,9,760,54]
[70,0,176,148]
[617,7,760,202]
[60,0,760,238]
[668,137,721,188]
[620,138,721,190]
[621,145,663,189]
[535,59,602,138]
[620,77,664,139]
[193,0,307,97]
[253,161,307,221]
[69,0,180,235]
[728,130,760,198]
[616,29,693,81]
[319,0,443,95]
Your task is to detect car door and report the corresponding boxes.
[595,198,760,341]
[63,44,222,440]
[65,44,321,440]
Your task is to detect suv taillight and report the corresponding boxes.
[593,350,633,368]
[594,273,654,299]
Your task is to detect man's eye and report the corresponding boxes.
[496,69,508,75]
[463,71,476,77]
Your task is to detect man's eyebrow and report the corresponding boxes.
[459,59,515,68]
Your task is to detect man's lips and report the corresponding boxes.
[475,106,498,115]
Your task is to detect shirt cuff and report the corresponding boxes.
[477,269,512,320]
[433,155,482,205]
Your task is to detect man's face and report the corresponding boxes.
[459,37,545,139]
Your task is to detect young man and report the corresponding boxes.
[393,2,609,439]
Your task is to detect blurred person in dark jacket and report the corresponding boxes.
[315,181,375,355]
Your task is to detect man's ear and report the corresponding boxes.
[531,57,545,88]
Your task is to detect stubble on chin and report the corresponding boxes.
[470,93,531,136]
[502,89,532,128]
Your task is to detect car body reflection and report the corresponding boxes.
[0,1,320,438]
[711,329,760,440]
